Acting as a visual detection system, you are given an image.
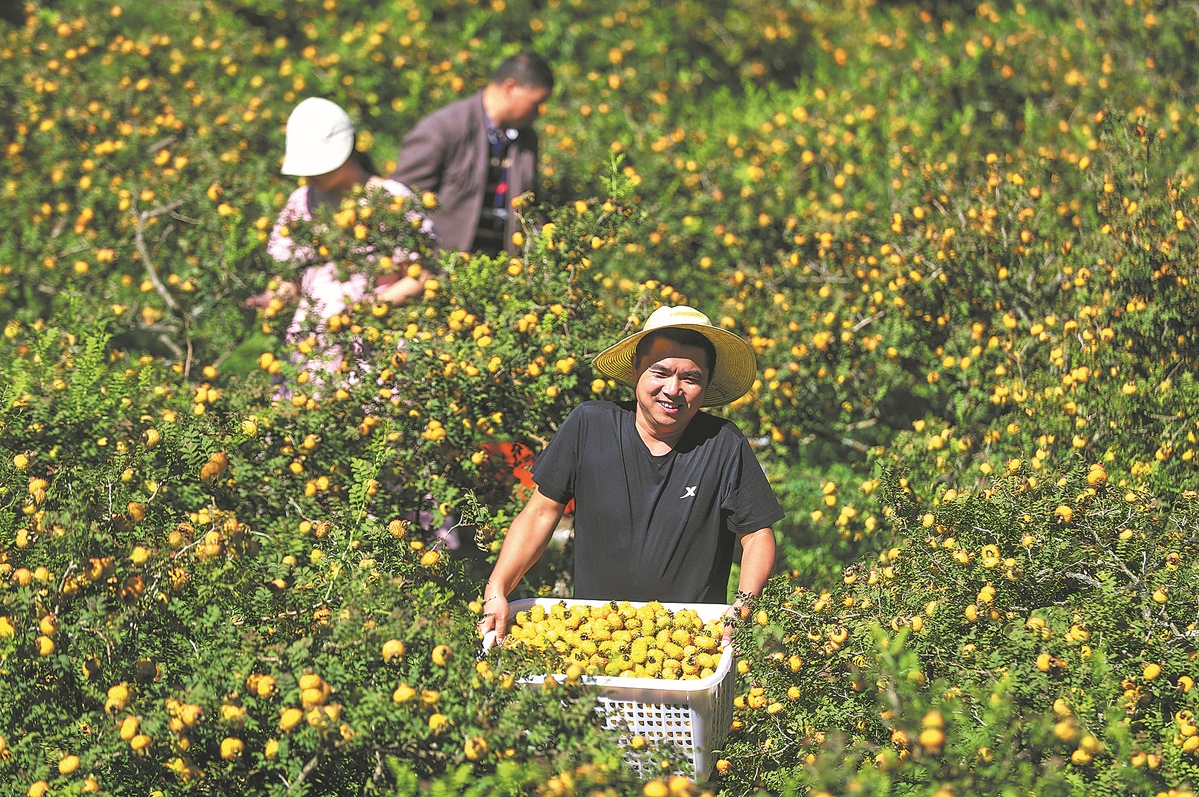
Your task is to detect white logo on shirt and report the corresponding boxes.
[680,486,697,499]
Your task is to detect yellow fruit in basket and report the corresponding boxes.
[506,600,725,681]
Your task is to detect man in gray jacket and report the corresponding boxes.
[391,52,553,257]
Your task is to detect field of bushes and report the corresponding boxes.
[3,0,1199,794]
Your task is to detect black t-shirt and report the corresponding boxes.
[531,400,785,603]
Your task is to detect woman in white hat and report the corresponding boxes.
[251,97,435,335]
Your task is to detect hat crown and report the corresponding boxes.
[281,97,356,177]
[643,305,711,330]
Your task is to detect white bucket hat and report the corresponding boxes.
[592,305,758,407]
[281,97,356,177]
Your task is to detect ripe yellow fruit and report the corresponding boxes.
[431,644,453,666]
[919,728,945,750]
[382,639,406,661]
[256,675,278,698]
[280,708,304,731]
[119,715,139,741]
[220,737,244,760]
[301,687,326,708]
[643,782,669,797]
[1143,662,1162,681]
[27,782,49,797]
[58,754,81,775]
[392,683,416,704]
[464,735,489,760]
[129,733,152,754]
[428,713,448,732]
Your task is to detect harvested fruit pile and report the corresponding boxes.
[505,601,727,680]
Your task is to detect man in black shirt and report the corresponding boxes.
[479,306,784,645]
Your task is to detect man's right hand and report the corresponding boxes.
[478,593,510,651]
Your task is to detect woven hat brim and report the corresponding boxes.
[592,323,757,407]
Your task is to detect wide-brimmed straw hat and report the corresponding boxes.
[592,305,757,407]
[281,97,355,177]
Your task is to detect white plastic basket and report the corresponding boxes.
[507,597,735,780]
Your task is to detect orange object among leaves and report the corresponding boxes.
[481,441,574,515]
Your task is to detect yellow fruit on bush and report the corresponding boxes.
[280,707,304,731]
[130,733,152,755]
[27,782,49,797]
[919,728,945,750]
[105,683,131,714]
[643,781,669,797]
[382,639,406,661]
[256,675,278,698]
[220,737,244,760]
[431,644,453,666]
[428,713,448,732]
[301,687,326,708]
[58,754,81,775]
[264,738,280,759]
[0,616,15,638]
[119,715,139,741]
[392,683,416,704]
[464,735,489,760]
[298,673,325,691]
[1143,662,1162,680]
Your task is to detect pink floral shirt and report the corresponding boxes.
[267,178,433,339]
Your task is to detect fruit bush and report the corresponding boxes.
[4,0,1199,794]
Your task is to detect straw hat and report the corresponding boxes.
[280,97,355,177]
[592,306,757,407]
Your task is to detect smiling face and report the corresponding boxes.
[632,336,710,445]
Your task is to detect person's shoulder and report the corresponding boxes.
[418,92,483,126]
[567,399,629,422]
[279,185,311,219]
[689,411,749,445]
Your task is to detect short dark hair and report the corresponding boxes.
[492,51,554,92]
[634,328,716,379]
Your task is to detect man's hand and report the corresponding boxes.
[245,277,298,310]
[476,488,565,651]
[477,591,510,652]
[721,594,753,649]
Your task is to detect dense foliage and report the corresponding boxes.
[3,0,1199,794]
